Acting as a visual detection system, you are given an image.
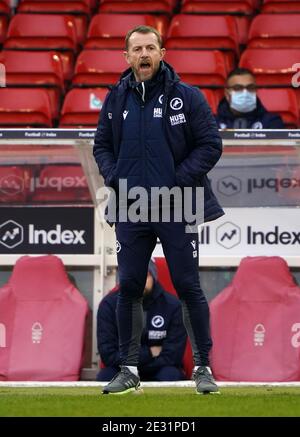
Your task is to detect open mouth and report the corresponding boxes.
[140,62,151,70]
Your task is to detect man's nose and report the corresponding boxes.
[141,47,149,56]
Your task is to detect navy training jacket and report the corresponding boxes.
[93,61,224,223]
[97,282,187,374]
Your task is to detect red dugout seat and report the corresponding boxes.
[257,88,299,128]
[248,14,300,50]
[59,87,109,127]
[0,50,64,120]
[164,50,227,87]
[85,13,168,49]
[72,49,127,87]
[0,88,52,127]
[0,255,88,381]
[30,164,91,203]
[154,257,193,379]
[4,14,78,80]
[210,257,300,381]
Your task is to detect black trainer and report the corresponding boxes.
[102,366,141,395]
[193,366,220,395]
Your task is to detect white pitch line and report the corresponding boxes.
[1,381,300,388]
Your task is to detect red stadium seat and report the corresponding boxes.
[210,257,300,381]
[0,255,88,381]
[0,15,8,44]
[165,14,239,69]
[85,13,168,49]
[165,14,239,54]
[0,88,52,127]
[182,0,259,7]
[248,14,300,49]
[0,165,32,204]
[72,49,127,87]
[59,88,109,127]
[239,48,300,87]
[4,14,78,80]
[30,165,91,203]
[181,0,254,15]
[0,0,10,16]
[164,50,228,88]
[17,1,90,45]
[154,257,193,379]
[180,3,252,45]
[262,0,300,13]
[18,0,93,8]
[200,89,220,114]
[257,88,299,128]
[0,50,64,120]
[98,0,174,15]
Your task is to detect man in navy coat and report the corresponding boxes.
[94,25,223,395]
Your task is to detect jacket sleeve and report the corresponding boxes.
[97,294,121,367]
[139,303,187,373]
[93,92,117,188]
[176,88,223,187]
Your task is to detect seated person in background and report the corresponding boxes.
[96,259,187,381]
[216,67,284,129]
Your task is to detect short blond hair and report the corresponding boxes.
[125,25,163,50]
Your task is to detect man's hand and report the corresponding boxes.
[150,346,162,357]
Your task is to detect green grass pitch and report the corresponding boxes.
[0,387,300,417]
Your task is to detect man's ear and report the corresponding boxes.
[124,51,130,65]
[224,88,230,103]
[160,48,166,60]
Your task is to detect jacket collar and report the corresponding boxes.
[142,281,164,310]
[112,61,180,106]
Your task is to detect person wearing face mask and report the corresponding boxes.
[216,68,284,129]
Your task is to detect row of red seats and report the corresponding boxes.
[0,84,298,128]
[0,46,299,127]
[0,2,300,127]
[1,11,300,86]
[0,164,91,203]
[1,0,300,47]
[2,12,300,56]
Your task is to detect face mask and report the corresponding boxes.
[230,90,257,113]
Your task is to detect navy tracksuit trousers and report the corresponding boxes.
[115,219,212,368]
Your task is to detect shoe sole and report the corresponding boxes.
[196,390,221,395]
[102,387,143,396]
